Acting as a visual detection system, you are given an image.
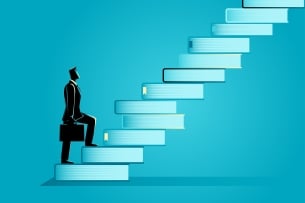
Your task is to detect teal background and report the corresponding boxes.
[0,0,304,202]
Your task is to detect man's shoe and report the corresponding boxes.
[85,143,98,147]
[61,160,74,164]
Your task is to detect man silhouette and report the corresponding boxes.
[61,67,97,164]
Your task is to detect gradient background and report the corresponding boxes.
[0,0,304,202]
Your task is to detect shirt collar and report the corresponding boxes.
[70,80,77,86]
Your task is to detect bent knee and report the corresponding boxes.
[90,116,96,124]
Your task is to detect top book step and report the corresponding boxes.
[243,0,304,8]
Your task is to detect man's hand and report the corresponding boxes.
[64,117,75,125]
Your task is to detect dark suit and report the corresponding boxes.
[61,80,96,162]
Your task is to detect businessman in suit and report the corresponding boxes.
[61,67,97,164]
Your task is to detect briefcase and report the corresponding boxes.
[60,124,84,141]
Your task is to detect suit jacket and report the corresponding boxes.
[62,80,83,122]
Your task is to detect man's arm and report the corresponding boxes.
[65,84,76,122]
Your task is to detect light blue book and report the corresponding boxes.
[163,68,225,82]
[103,130,165,146]
[179,54,242,69]
[226,8,288,23]
[55,164,129,181]
[212,24,273,36]
[243,0,304,8]
[122,114,184,130]
[189,38,250,53]
[82,147,143,163]
[142,83,204,99]
[115,101,177,114]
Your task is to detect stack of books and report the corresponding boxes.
[54,0,304,181]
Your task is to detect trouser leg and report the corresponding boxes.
[77,114,96,145]
[61,141,71,161]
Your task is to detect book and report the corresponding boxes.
[163,68,225,82]
[122,114,184,130]
[55,164,129,181]
[103,130,165,146]
[82,147,143,163]
[243,0,304,8]
[226,8,288,23]
[212,24,273,36]
[142,83,204,99]
[189,38,250,53]
[115,101,177,114]
[179,54,242,69]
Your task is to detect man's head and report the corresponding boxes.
[69,67,80,81]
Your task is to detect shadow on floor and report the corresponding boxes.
[41,176,276,187]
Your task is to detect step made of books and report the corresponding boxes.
[163,68,225,83]
[179,54,242,69]
[226,8,288,23]
[212,24,273,36]
[189,38,250,53]
[55,164,129,181]
[115,101,177,114]
[103,130,165,146]
[122,114,185,130]
[142,83,204,100]
[243,0,304,8]
[82,147,143,163]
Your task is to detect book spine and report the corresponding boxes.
[82,147,143,163]
[115,101,177,114]
[122,114,185,130]
[226,8,288,23]
[189,38,250,53]
[103,130,166,146]
[55,165,129,181]
[163,68,225,82]
[179,54,242,69]
[212,24,273,36]
[142,83,204,99]
[243,0,304,8]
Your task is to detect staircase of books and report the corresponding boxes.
[55,0,304,181]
